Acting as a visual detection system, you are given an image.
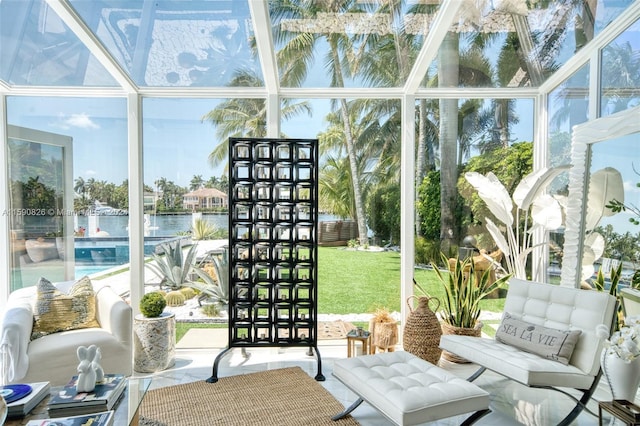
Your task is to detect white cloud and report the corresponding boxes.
[55,113,100,130]
[624,180,640,194]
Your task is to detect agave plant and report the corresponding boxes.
[189,247,229,307]
[146,242,199,291]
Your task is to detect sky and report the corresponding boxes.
[7,95,536,188]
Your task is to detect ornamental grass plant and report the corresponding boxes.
[429,253,510,329]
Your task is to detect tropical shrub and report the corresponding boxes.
[140,292,166,318]
[192,218,219,240]
[366,181,400,245]
[415,236,440,265]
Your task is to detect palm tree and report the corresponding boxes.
[74,176,86,199]
[190,175,204,191]
[438,32,460,254]
[85,177,96,202]
[319,156,357,219]
[272,0,373,245]
[205,176,219,188]
[203,71,311,171]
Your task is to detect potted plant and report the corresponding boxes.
[368,308,398,353]
[432,253,510,362]
[133,291,176,373]
[597,316,640,401]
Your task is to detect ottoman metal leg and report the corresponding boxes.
[461,409,492,425]
[332,397,364,421]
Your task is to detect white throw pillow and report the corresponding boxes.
[495,312,582,365]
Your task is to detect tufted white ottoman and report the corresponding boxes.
[332,351,490,425]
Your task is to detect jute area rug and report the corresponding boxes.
[139,367,360,426]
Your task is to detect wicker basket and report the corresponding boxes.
[368,319,399,352]
[402,296,442,364]
[440,321,483,363]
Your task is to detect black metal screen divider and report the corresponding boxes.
[207,137,324,383]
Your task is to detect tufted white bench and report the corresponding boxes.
[331,351,490,425]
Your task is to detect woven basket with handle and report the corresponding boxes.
[440,321,483,363]
[402,296,442,364]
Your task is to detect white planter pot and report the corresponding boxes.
[601,350,640,401]
[134,312,176,373]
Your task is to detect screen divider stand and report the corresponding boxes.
[207,137,324,383]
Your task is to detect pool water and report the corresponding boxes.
[75,263,125,277]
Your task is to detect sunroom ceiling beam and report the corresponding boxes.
[3,84,539,101]
[249,0,280,94]
[540,0,640,94]
[403,0,463,95]
[45,0,138,93]
[4,85,127,98]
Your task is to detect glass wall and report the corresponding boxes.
[420,97,535,267]
[6,96,128,291]
[141,97,230,240]
[0,0,638,312]
[589,136,640,284]
[600,18,640,117]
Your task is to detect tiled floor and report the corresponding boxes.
[133,341,623,425]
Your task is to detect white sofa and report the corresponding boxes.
[0,283,132,386]
[440,278,617,426]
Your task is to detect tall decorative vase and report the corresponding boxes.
[601,350,640,401]
[402,296,442,364]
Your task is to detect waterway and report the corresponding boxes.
[75,212,340,238]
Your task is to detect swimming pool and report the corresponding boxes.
[75,263,124,277]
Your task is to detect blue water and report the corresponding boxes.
[76,264,119,277]
[75,213,229,238]
[72,213,340,276]
[75,213,339,238]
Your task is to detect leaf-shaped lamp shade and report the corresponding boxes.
[484,217,510,255]
[585,167,624,231]
[581,246,597,282]
[513,165,571,211]
[531,194,563,230]
[584,231,605,261]
[465,172,514,226]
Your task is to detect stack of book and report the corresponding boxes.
[27,410,114,426]
[3,382,51,418]
[47,374,126,417]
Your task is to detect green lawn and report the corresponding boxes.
[176,322,226,342]
[176,247,506,342]
[317,246,505,316]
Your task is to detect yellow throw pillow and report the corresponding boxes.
[31,276,100,340]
